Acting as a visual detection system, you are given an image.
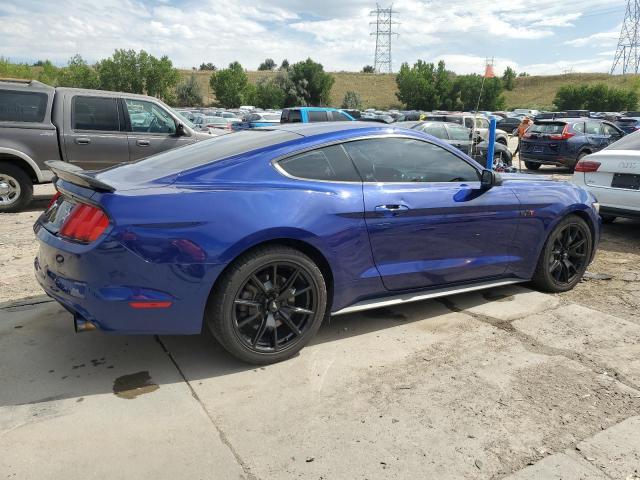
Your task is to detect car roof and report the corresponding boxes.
[285,107,340,112]
[263,121,397,137]
[0,79,53,93]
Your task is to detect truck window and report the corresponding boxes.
[288,110,302,123]
[308,111,329,122]
[72,96,120,131]
[0,90,48,123]
[330,111,350,121]
[125,99,176,134]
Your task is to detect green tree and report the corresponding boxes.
[395,60,439,110]
[258,58,276,71]
[554,83,638,111]
[280,59,290,70]
[362,65,375,73]
[502,66,517,91]
[341,91,362,109]
[175,72,203,106]
[289,58,334,106]
[434,60,452,110]
[96,49,179,101]
[36,60,60,86]
[255,78,285,109]
[209,61,249,107]
[199,62,216,71]
[58,54,99,89]
[450,75,505,111]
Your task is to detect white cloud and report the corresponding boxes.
[564,29,621,47]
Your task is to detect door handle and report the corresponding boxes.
[75,137,91,145]
[375,204,410,215]
[136,139,150,146]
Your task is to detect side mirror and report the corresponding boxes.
[481,169,502,190]
[176,123,186,136]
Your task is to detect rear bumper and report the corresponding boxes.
[520,153,575,167]
[34,225,224,335]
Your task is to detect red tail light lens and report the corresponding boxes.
[574,160,601,173]
[47,191,61,210]
[549,125,575,141]
[59,203,109,243]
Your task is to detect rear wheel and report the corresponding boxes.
[525,161,541,171]
[0,162,33,213]
[531,215,593,293]
[206,246,327,364]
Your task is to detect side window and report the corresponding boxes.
[603,124,621,136]
[125,99,176,134]
[448,126,471,141]
[73,96,120,131]
[289,110,302,123]
[278,145,361,182]
[330,111,350,121]
[585,122,602,135]
[421,123,447,139]
[308,111,329,122]
[0,90,48,123]
[281,110,289,122]
[343,138,479,183]
[476,118,489,128]
[464,118,474,129]
[572,122,585,134]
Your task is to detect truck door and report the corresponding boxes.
[123,98,195,161]
[63,95,130,170]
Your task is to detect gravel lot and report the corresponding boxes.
[1,169,640,479]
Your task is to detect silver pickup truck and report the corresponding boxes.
[0,79,216,212]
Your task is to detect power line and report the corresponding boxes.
[611,0,640,74]
[370,3,399,74]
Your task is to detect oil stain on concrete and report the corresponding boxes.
[113,371,159,399]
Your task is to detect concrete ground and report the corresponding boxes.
[2,179,640,479]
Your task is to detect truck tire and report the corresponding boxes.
[0,162,34,213]
[525,161,541,171]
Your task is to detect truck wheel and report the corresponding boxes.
[525,161,541,171]
[0,162,33,213]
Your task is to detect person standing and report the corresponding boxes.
[514,117,532,156]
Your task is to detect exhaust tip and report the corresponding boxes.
[74,316,97,333]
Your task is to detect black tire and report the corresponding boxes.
[0,162,33,213]
[497,137,508,146]
[601,214,616,224]
[525,161,541,170]
[205,245,327,364]
[531,215,593,293]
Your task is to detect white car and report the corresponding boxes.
[572,132,640,223]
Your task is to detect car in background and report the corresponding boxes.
[214,111,242,121]
[193,115,239,132]
[572,131,640,222]
[396,121,512,167]
[422,113,509,145]
[36,122,600,365]
[513,109,540,117]
[234,112,282,129]
[280,107,354,123]
[614,117,640,134]
[496,116,521,135]
[520,118,625,171]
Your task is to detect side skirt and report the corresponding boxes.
[331,278,524,316]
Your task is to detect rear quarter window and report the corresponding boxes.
[308,111,329,122]
[278,145,360,182]
[0,90,48,122]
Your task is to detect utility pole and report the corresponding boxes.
[370,4,399,74]
[611,0,640,74]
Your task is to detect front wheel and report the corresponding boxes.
[525,161,541,171]
[0,162,33,213]
[531,215,593,293]
[206,246,327,364]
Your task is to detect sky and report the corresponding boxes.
[0,0,629,75]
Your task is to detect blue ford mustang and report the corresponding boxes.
[35,123,601,364]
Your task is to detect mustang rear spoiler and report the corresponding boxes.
[45,160,115,193]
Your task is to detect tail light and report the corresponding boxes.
[47,191,61,210]
[574,160,601,172]
[59,203,109,243]
[549,125,575,140]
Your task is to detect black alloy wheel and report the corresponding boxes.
[232,261,317,353]
[206,246,327,364]
[532,215,592,292]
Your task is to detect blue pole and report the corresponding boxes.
[486,117,497,170]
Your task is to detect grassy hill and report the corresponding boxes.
[184,69,640,111]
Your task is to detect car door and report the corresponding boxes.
[342,137,522,291]
[585,121,607,151]
[123,98,194,161]
[63,95,130,170]
[601,122,624,148]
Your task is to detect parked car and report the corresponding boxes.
[572,131,640,222]
[614,117,640,134]
[396,121,512,167]
[280,107,354,123]
[496,116,521,135]
[0,79,215,212]
[421,113,509,145]
[513,109,540,117]
[520,118,625,171]
[193,115,240,132]
[36,123,600,364]
[234,112,282,129]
